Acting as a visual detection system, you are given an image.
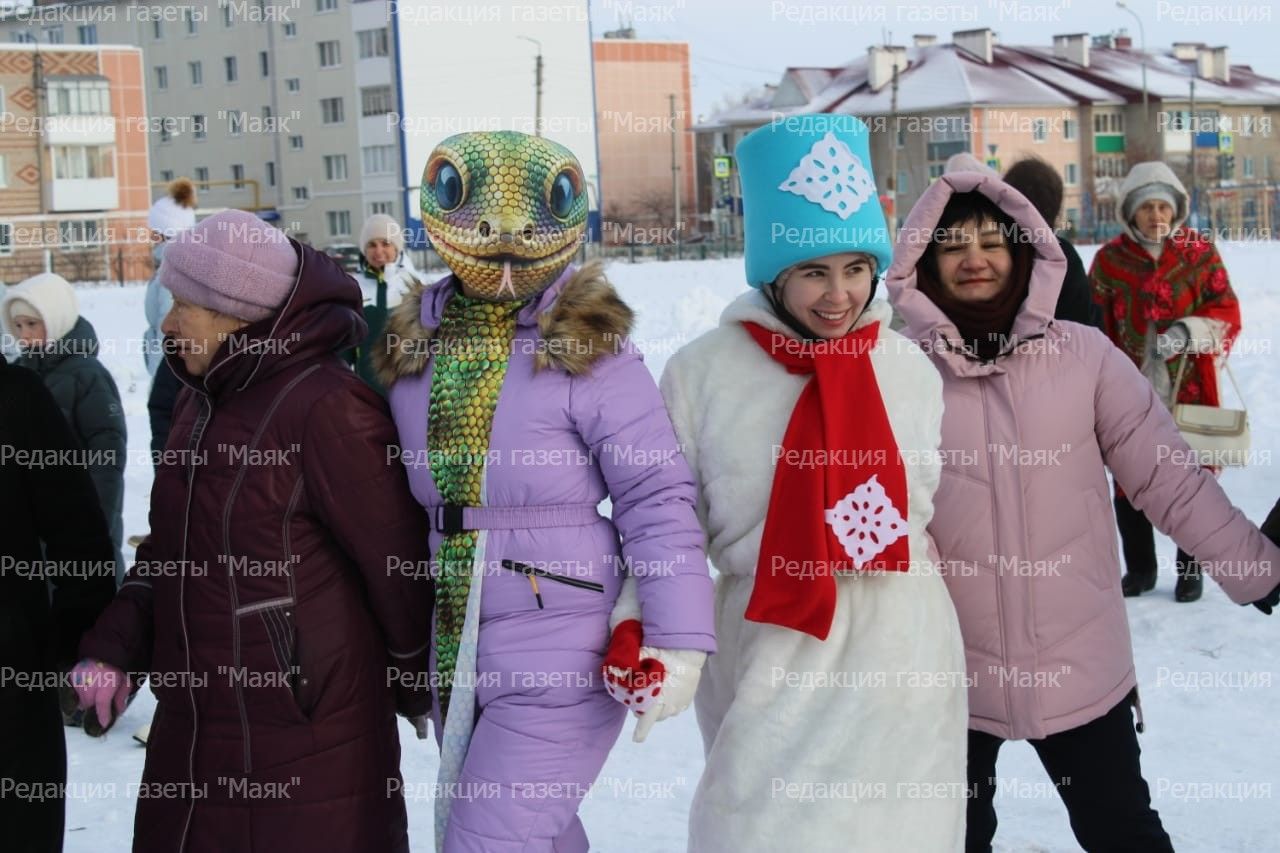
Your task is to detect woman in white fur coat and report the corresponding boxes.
[663,116,967,852]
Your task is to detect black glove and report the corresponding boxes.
[1252,582,1280,615]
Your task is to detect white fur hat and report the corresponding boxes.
[2,272,80,343]
[359,214,405,252]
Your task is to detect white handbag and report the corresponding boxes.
[1170,353,1250,467]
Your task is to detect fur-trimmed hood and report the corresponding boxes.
[373,260,634,387]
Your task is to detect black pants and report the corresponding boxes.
[0,687,66,853]
[1113,495,1197,580]
[967,698,1173,853]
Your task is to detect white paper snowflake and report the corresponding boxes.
[778,132,877,220]
[824,474,908,568]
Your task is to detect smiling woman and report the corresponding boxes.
[913,191,1036,361]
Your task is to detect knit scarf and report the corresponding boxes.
[742,321,911,641]
[916,244,1033,361]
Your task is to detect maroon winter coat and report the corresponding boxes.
[80,241,433,853]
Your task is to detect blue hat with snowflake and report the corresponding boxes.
[736,114,891,288]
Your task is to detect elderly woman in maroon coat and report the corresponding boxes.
[71,210,434,853]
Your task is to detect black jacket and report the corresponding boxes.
[1,355,117,853]
[16,316,127,557]
[1054,237,1103,329]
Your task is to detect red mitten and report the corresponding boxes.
[602,619,667,718]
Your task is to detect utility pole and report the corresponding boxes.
[518,37,543,135]
[887,62,899,240]
[1189,77,1198,229]
[670,93,681,252]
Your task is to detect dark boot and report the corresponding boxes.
[1175,550,1202,602]
[1114,496,1157,596]
[1122,571,1157,597]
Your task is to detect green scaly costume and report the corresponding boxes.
[420,131,588,721]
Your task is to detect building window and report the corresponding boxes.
[318,41,341,68]
[152,19,163,39]
[231,164,245,190]
[360,85,393,117]
[189,60,203,86]
[357,28,389,58]
[896,127,905,148]
[1032,118,1048,142]
[228,110,245,136]
[284,22,297,38]
[928,163,945,178]
[195,166,209,184]
[260,51,270,78]
[222,1,234,27]
[286,78,301,93]
[1064,163,1078,185]
[45,26,64,44]
[184,8,198,35]
[155,66,168,90]
[1243,156,1255,179]
[0,154,7,188]
[11,32,37,44]
[327,210,352,237]
[77,24,97,44]
[160,169,174,182]
[895,171,909,193]
[60,219,101,247]
[370,201,393,216]
[293,186,310,201]
[47,80,111,116]
[225,56,238,83]
[193,114,207,140]
[158,121,172,144]
[320,97,344,124]
[1065,208,1078,227]
[317,0,339,11]
[289,135,304,151]
[262,105,273,122]
[1063,119,1077,141]
[362,144,396,175]
[0,222,12,256]
[323,154,348,181]
[266,161,276,187]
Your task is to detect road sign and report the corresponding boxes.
[1219,133,1234,153]
[713,156,732,179]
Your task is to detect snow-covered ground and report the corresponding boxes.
[55,245,1279,851]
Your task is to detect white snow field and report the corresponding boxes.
[56,244,1279,852]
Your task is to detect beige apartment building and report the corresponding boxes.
[697,29,1280,241]
[0,42,152,283]
[1,0,406,250]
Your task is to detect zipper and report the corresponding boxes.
[177,394,211,853]
[500,559,604,608]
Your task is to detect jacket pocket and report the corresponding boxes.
[232,597,309,727]
[500,559,604,609]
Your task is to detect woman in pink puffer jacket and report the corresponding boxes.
[887,171,1280,853]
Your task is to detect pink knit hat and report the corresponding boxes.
[160,209,298,322]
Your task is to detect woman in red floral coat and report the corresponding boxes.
[1090,161,1241,602]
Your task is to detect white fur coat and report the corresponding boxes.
[661,291,968,853]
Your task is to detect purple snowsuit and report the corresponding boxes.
[377,264,716,852]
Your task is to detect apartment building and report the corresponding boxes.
[697,29,1280,240]
[2,0,405,249]
[0,42,151,283]
[593,36,696,244]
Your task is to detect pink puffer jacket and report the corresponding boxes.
[887,171,1279,741]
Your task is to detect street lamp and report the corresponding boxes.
[1116,1,1149,122]
[517,36,543,136]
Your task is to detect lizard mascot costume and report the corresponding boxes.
[375,131,716,852]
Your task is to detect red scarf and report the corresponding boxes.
[742,321,911,640]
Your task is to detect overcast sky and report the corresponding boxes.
[587,0,1280,118]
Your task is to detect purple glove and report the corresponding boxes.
[70,660,130,733]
